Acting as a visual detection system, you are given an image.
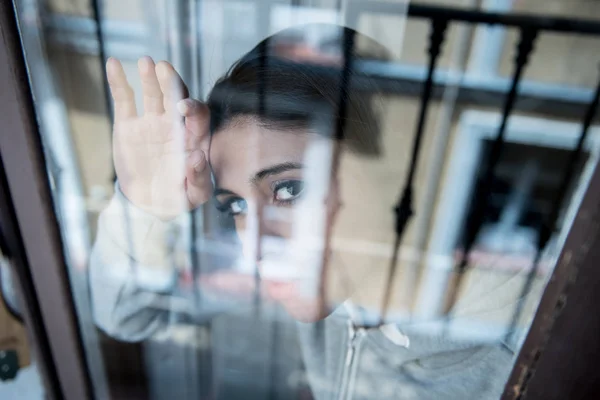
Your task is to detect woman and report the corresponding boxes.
[91,24,513,399]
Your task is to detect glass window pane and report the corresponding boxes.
[11,0,600,399]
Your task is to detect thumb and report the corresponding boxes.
[186,149,213,208]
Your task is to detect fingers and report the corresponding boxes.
[156,61,189,115]
[106,58,137,121]
[179,98,210,152]
[138,56,164,115]
[177,98,210,139]
[186,150,213,207]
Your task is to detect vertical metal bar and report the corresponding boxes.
[90,0,113,125]
[181,0,202,338]
[101,0,143,362]
[268,317,280,400]
[335,28,356,142]
[406,1,476,316]
[188,3,212,398]
[314,27,356,322]
[505,69,600,344]
[378,18,448,326]
[189,0,202,99]
[190,211,201,302]
[265,31,277,392]
[443,27,538,315]
[90,0,119,185]
[255,3,271,397]
[258,40,268,116]
[255,38,268,315]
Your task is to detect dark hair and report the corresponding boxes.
[206,24,388,156]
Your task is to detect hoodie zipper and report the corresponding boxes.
[337,321,366,400]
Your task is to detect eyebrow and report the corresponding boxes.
[213,162,303,198]
[250,162,303,186]
[213,188,238,197]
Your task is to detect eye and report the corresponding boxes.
[216,197,247,216]
[273,180,304,203]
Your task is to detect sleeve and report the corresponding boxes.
[89,185,188,342]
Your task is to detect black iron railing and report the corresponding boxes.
[367,4,600,327]
[442,26,539,317]
[379,17,449,324]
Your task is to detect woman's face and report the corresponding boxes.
[209,116,340,321]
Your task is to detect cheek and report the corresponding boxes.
[264,281,331,322]
[233,216,253,261]
[325,179,342,221]
[233,216,246,232]
[262,205,295,237]
[235,209,294,262]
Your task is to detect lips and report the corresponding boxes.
[199,271,300,301]
[264,280,297,302]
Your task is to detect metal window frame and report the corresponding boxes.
[0,154,61,398]
[501,152,600,399]
[0,1,92,399]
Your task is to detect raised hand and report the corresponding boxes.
[107,56,212,219]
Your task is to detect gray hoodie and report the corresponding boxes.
[90,188,515,399]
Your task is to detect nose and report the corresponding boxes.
[237,202,292,265]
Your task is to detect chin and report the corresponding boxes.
[264,280,335,322]
[279,297,335,322]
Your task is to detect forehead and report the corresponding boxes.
[208,118,316,188]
